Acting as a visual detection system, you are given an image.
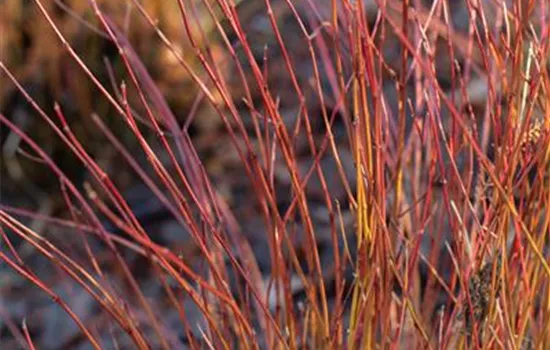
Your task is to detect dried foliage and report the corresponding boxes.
[1,0,550,349]
[463,255,502,345]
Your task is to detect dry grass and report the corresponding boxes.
[1,0,550,349]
